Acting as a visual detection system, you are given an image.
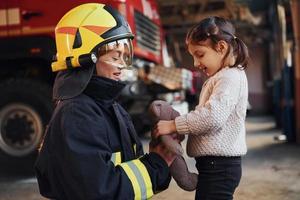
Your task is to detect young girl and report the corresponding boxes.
[153,16,249,199]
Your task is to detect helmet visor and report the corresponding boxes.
[97,38,133,69]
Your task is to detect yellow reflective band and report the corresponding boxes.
[133,144,137,155]
[119,159,153,200]
[132,160,153,199]
[111,152,122,166]
[119,162,141,199]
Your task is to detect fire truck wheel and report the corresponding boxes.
[0,79,53,158]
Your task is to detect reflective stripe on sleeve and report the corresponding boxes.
[111,152,122,166]
[119,159,153,200]
[132,160,153,198]
[133,144,137,155]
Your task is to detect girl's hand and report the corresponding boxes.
[152,120,177,138]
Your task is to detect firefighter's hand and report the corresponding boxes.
[149,143,176,167]
[152,120,177,138]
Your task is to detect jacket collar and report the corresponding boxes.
[83,76,126,102]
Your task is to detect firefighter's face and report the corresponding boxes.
[95,39,133,81]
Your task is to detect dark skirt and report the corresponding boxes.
[195,156,242,200]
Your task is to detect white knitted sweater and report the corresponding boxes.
[175,67,248,157]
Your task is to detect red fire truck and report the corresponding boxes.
[0,0,189,158]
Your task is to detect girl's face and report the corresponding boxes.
[187,39,228,76]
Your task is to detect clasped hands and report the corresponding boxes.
[152,120,177,138]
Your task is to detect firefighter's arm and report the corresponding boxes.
[117,105,173,196]
[117,151,172,199]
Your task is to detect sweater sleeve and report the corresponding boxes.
[175,71,241,135]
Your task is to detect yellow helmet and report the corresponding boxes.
[51,3,134,72]
[52,3,134,100]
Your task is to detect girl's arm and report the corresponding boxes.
[175,71,242,135]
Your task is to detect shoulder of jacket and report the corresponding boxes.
[58,94,99,113]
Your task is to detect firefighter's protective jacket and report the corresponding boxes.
[35,76,171,200]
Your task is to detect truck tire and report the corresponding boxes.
[0,79,53,158]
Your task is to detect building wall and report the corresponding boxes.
[247,43,272,114]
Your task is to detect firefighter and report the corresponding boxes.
[35,3,175,200]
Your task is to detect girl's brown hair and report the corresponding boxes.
[186,16,249,69]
